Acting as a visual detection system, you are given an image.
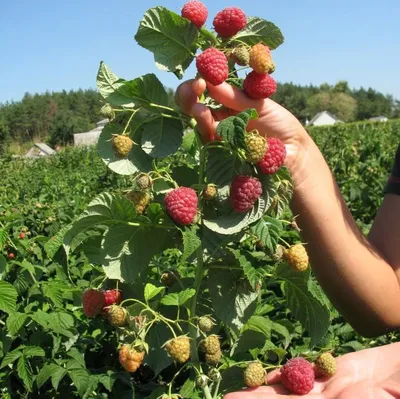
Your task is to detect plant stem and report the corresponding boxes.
[213,378,221,399]
[202,385,213,399]
[122,108,139,135]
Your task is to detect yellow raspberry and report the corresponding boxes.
[205,349,222,365]
[203,185,217,201]
[231,46,250,66]
[107,305,127,327]
[119,345,145,373]
[315,353,337,377]
[283,244,309,272]
[126,191,150,215]
[244,362,266,387]
[202,335,220,355]
[249,44,275,74]
[165,336,190,363]
[198,316,214,333]
[112,134,134,157]
[245,133,268,164]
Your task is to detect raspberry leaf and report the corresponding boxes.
[206,148,235,187]
[230,17,284,50]
[0,281,18,314]
[141,116,183,158]
[250,216,282,253]
[144,283,165,302]
[208,269,258,333]
[275,264,330,347]
[135,7,199,78]
[160,288,196,307]
[229,248,264,290]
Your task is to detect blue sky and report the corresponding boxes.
[1,0,400,104]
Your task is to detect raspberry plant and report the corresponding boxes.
[59,2,334,397]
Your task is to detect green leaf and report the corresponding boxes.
[182,225,201,262]
[0,281,18,314]
[48,312,75,333]
[23,346,45,358]
[98,372,117,392]
[146,323,173,375]
[0,253,7,280]
[250,216,282,252]
[134,7,198,78]
[144,283,165,302]
[243,315,272,338]
[0,229,9,251]
[230,248,264,290]
[42,280,67,307]
[17,356,33,391]
[275,264,330,347]
[96,62,130,105]
[44,224,72,260]
[206,147,236,187]
[160,288,195,307]
[216,115,247,151]
[231,17,284,49]
[36,363,60,389]
[98,122,152,175]
[141,116,183,158]
[0,349,23,369]
[67,348,86,368]
[232,330,267,355]
[51,365,67,390]
[6,313,28,336]
[208,269,258,333]
[68,368,94,397]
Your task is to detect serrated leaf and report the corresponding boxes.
[141,116,183,158]
[98,122,152,176]
[17,356,33,391]
[231,17,284,49]
[6,313,28,336]
[0,281,18,314]
[96,62,129,105]
[160,288,195,307]
[144,283,164,302]
[243,315,272,338]
[0,349,23,369]
[208,269,258,333]
[48,312,75,333]
[250,216,282,252]
[45,224,72,259]
[146,323,173,375]
[230,248,264,290]
[0,229,9,251]
[36,363,59,389]
[232,329,266,355]
[68,368,94,397]
[23,346,45,358]
[98,372,117,392]
[216,115,247,151]
[182,225,201,262]
[67,348,86,368]
[275,264,330,347]
[0,253,7,280]
[134,7,198,77]
[205,147,236,188]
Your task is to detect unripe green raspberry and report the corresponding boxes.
[207,368,221,381]
[244,362,266,387]
[245,133,268,164]
[315,353,337,377]
[196,374,209,389]
[112,134,133,158]
[198,316,214,333]
[249,44,275,74]
[283,244,309,272]
[100,103,115,120]
[231,45,250,66]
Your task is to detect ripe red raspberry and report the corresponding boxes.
[257,137,286,175]
[181,0,208,29]
[165,187,198,225]
[82,289,105,318]
[8,253,15,260]
[230,175,262,213]
[103,289,122,313]
[19,232,25,239]
[244,71,277,99]
[213,7,247,37]
[196,48,228,86]
[281,357,315,395]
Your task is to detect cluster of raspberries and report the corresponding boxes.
[82,288,122,318]
[181,1,277,98]
[243,354,337,394]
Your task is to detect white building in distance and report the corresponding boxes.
[307,111,341,127]
[73,119,109,146]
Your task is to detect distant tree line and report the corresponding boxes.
[0,82,399,154]
[272,80,400,124]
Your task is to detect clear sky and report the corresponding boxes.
[1,0,400,104]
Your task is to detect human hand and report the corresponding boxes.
[175,78,312,186]
[223,343,400,399]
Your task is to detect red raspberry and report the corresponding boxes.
[281,357,315,395]
[82,289,105,318]
[196,48,228,86]
[257,137,286,175]
[181,0,208,29]
[8,253,15,260]
[165,187,198,225]
[213,7,247,37]
[103,289,122,313]
[243,71,277,99]
[230,175,262,213]
[19,232,25,239]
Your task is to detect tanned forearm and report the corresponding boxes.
[290,133,400,337]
